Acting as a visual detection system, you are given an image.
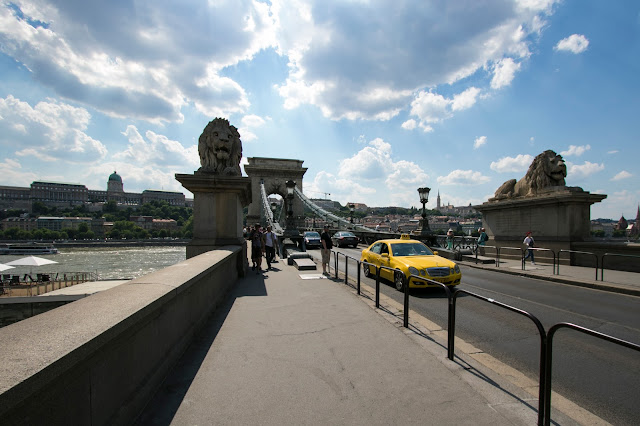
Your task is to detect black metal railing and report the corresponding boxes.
[543,323,640,426]
[453,288,547,424]
[521,247,557,273]
[328,249,638,425]
[601,253,640,281]
[557,249,598,279]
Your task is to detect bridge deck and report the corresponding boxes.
[136,255,578,426]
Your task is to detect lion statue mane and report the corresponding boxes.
[197,118,242,176]
[492,150,567,200]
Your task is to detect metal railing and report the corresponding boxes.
[557,249,597,279]
[522,247,557,273]
[543,323,640,426]
[601,253,640,281]
[453,288,547,424]
[328,250,638,425]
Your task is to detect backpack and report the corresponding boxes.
[251,231,262,248]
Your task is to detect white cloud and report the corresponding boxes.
[0,1,275,123]
[408,87,481,129]
[554,34,589,54]
[275,0,556,121]
[437,170,491,186]
[451,87,482,111]
[114,125,198,169]
[491,58,521,89]
[560,144,591,157]
[331,138,430,207]
[568,161,604,178]
[0,95,107,163]
[474,136,487,149]
[338,138,393,181]
[0,158,39,187]
[401,119,417,130]
[611,170,632,181]
[238,114,268,142]
[490,154,534,173]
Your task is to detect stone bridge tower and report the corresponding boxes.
[244,157,307,228]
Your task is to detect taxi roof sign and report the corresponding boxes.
[400,234,411,239]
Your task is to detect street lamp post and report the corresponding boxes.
[349,203,355,227]
[285,180,297,238]
[418,187,431,235]
[271,202,277,224]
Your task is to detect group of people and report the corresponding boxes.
[246,223,335,276]
[247,224,280,273]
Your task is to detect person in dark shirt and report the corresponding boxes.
[320,224,333,275]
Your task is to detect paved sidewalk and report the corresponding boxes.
[137,256,568,425]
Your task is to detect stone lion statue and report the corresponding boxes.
[492,150,567,200]
[197,118,242,176]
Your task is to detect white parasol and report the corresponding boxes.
[6,256,58,279]
[0,263,15,272]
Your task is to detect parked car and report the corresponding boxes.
[331,231,359,248]
[303,231,322,249]
[360,235,461,291]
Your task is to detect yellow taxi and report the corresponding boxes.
[360,235,461,291]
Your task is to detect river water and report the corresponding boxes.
[1,246,187,280]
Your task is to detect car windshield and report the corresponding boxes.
[305,232,320,238]
[390,242,433,257]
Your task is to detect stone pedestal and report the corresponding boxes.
[474,187,606,252]
[175,173,251,262]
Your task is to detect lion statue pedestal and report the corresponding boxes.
[474,150,606,254]
[175,118,251,267]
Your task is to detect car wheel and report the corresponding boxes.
[363,262,370,278]
[352,244,357,248]
[394,271,405,291]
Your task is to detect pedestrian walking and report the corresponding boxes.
[477,227,488,255]
[249,224,265,273]
[320,224,333,275]
[523,231,535,265]
[264,225,279,270]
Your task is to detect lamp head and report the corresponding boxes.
[417,187,431,204]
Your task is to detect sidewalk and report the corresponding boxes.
[137,256,565,425]
[458,255,640,297]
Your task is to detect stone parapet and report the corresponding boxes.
[0,247,242,425]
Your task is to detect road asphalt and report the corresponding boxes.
[135,246,633,425]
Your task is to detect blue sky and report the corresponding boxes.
[0,0,638,220]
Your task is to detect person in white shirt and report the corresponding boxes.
[523,231,535,265]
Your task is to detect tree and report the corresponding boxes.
[103,200,118,213]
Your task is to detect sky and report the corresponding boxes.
[0,0,638,220]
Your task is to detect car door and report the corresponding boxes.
[378,242,393,281]
[365,242,383,274]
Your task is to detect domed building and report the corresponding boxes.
[107,171,124,194]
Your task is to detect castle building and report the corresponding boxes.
[0,172,191,211]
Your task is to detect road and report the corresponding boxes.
[315,246,640,426]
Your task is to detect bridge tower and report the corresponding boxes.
[244,157,307,229]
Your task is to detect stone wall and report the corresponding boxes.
[0,246,242,425]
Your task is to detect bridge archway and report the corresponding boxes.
[244,157,307,228]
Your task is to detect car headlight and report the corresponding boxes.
[454,264,460,274]
[408,266,419,276]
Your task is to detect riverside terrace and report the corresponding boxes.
[1,243,639,424]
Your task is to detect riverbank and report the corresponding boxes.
[0,239,189,249]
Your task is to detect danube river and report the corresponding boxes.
[1,246,187,280]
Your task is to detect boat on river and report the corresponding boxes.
[0,243,59,255]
